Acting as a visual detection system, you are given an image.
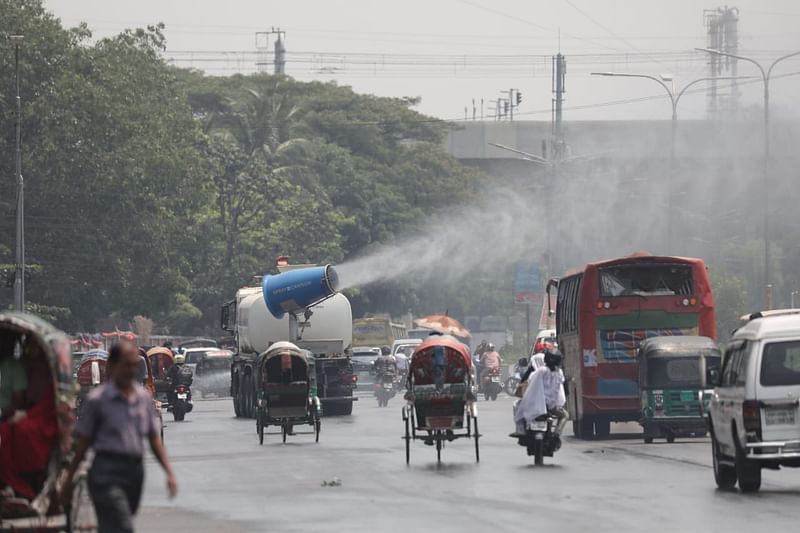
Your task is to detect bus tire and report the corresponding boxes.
[577,417,594,439]
[594,418,611,439]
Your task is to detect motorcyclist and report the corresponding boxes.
[166,354,193,407]
[373,346,397,380]
[479,343,502,385]
[394,346,410,381]
[511,348,568,443]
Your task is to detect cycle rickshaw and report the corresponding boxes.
[255,342,321,444]
[402,336,480,464]
[0,311,96,531]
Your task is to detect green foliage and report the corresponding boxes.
[0,1,490,333]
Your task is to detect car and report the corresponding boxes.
[351,346,381,386]
[529,328,557,357]
[707,309,800,493]
[391,338,422,358]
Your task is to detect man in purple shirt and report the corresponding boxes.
[62,342,177,533]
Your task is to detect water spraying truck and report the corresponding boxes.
[221,263,356,417]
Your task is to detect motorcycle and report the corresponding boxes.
[375,372,396,407]
[515,413,560,466]
[172,383,194,421]
[482,368,502,401]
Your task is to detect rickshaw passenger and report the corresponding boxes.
[0,337,57,500]
[0,331,27,419]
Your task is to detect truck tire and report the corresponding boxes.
[324,400,353,416]
[233,375,242,417]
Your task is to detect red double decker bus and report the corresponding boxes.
[548,254,716,439]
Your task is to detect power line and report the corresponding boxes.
[562,0,671,67]
[454,0,628,52]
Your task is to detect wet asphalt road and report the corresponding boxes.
[138,392,800,533]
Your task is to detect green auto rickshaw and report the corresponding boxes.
[638,336,721,443]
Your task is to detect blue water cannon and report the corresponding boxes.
[262,265,340,319]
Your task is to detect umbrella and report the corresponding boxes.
[414,314,471,339]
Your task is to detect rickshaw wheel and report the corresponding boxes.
[282,424,288,443]
[257,412,264,445]
[67,474,97,532]
[644,436,654,444]
[404,414,411,464]
[435,431,442,464]
[666,434,676,444]
[473,416,480,463]
[315,413,321,443]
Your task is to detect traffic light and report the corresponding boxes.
[516,91,522,105]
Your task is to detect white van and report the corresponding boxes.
[708,309,800,493]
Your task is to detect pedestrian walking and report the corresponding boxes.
[61,341,177,533]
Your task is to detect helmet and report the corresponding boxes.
[174,354,186,365]
[487,343,496,351]
[381,346,391,356]
[543,349,563,370]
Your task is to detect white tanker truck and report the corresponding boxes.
[221,264,357,417]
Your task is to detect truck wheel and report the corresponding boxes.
[233,377,242,417]
[324,401,353,416]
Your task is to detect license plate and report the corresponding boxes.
[177,393,188,400]
[491,377,500,382]
[383,383,393,389]
[766,407,796,426]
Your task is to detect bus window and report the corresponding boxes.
[599,264,692,297]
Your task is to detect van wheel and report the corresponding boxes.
[734,433,761,493]
[712,433,737,489]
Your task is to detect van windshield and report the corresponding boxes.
[760,341,800,386]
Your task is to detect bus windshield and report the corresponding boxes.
[599,264,692,297]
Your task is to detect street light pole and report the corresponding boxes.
[11,35,24,312]
[591,73,747,255]
[696,48,800,310]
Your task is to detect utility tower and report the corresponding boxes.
[255,28,287,74]
[704,7,739,119]
[551,53,567,160]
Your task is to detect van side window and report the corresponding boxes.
[721,342,743,387]
[735,341,751,387]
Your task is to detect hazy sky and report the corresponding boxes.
[45,0,800,121]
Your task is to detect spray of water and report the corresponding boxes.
[336,187,545,290]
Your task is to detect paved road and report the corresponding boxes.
[138,393,800,533]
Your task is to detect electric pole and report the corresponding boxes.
[254,28,286,75]
[552,53,566,146]
[274,29,286,75]
[11,35,25,312]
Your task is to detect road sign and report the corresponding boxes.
[513,263,541,302]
